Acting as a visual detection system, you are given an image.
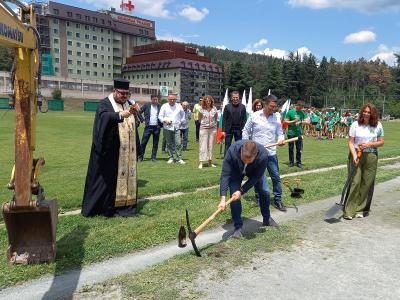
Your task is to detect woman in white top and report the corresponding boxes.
[344,103,384,220]
[198,95,218,169]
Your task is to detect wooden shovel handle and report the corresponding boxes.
[194,196,235,235]
[265,137,299,148]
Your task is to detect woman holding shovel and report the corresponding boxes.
[343,103,384,220]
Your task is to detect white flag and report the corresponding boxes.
[241,90,247,106]
[222,88,229,113]
[246,87,253,115]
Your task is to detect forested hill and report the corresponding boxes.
[187,42,400,116]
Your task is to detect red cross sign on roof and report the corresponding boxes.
[120,0,135,12]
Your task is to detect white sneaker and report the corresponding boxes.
[209,164,217,168]
[198,163,203,169]
[355,213,364,218]
[177,159,186,165]
[343,215,353,220]
[167,158,174,164]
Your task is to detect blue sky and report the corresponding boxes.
[57,0,399,65]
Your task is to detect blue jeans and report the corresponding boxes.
[180,128,189,150]
[224,127,242,155]
[230,174,271,229]
[140,125,160,159]
[267,155,282,204]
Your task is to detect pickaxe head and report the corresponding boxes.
[186,209,201,257]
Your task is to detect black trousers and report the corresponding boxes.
[140,125,160,159]
[288,135,303,164]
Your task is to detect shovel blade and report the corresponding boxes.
[324,203,343,220]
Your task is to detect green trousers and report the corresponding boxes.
[344,152,377,217]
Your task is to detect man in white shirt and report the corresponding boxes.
[158,94,186,164]
[243,94,287,213]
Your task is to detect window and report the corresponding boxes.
[85,53,90,58]
[151,74,153,78]
[107,47,110,51]
[86,62,90,67]
[66,21,70,27]
[77,70,81,75]
[85,34,89,39]
[108,73,111,78]
[108,38,111,43]
[68,50,72,55]
[68,69,73,74]
[86,71,90,75]
[85,44,90,49]
[101,19,105,25]
[53,9,59,15]
[54,48,59,53]
[55,58,60,63]
[101,28,104,33]
[137,75,140,79]
[108,29,110,34]
[93,45,97,50]
[93,54,97,59]
[76,24,80,29]
[53,19,58,25]
[163,73,166,78]
[76,42,81,47]
[101,46,104,51]
[53,38,59,44]
[68,59,72,65]
[67,12,72,17]
[108,56,110,60]
[55,67,59,72]
[174,72,177,77]
[85,16,90,21]
[92,17,97,23]
[101,64,104,68]
[77,51,82,57]
[77,61,81,66]
[159,74,161,78]
[94,71,98,76]
[100,37,104,42]
[76,13,81,19]
[67,31,72,37]
[101,55,104,59]
[85,25,89,30]
[67,41,72,46]
[92,36,97,41]
[76,32,80,38]
[93,62,98,67]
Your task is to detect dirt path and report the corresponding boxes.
[195,179,400,300]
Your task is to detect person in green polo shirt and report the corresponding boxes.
[284,100,310,168]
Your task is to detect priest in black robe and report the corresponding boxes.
[82,78,138,217]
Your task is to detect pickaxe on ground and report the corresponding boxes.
[178,196,234,257]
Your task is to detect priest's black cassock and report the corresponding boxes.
[81,96,137,217]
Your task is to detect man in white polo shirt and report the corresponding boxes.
[158,94,186,164]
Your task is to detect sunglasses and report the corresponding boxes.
[116,89,131,96]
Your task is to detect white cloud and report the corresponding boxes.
[344,30,376,44]
[241,38,269,53]
[81,0,172,18]
[179,5,209,22]
[371,44,400,65]
[287,0,400,13]
[262,48,288,59]
[296,46,311,57]
[216,45,228,50]
[156,33,186,43]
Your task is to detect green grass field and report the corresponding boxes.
[0,111,399,288]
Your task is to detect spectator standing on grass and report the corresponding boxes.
[218,140,279,239]
[222,90,247,155]
[343,103,384,220]
[158,94,186,164]
[138,94,162,162]
[243,94,287,212]
[180,101,192,151]
[193,97,203,142]
[82,78,137,217]
[198,95,218,169]
[284,100,310,168]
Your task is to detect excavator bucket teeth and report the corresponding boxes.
[2,200,58,264]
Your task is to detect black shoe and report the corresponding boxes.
[151,158,157,162]
[289,162,294,167]
[263,217,279,228]
[232,227,243,238]
[274,202,287,212]
[296,163,302,168]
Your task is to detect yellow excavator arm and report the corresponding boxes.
[1,0,58,265]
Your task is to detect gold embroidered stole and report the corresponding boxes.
[108,95,137,207]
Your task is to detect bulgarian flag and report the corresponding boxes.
[216,88,229,144]
[281,98,291,129]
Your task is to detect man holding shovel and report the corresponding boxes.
[218,140,278,238]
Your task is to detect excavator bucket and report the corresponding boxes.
[2,200,58,264]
